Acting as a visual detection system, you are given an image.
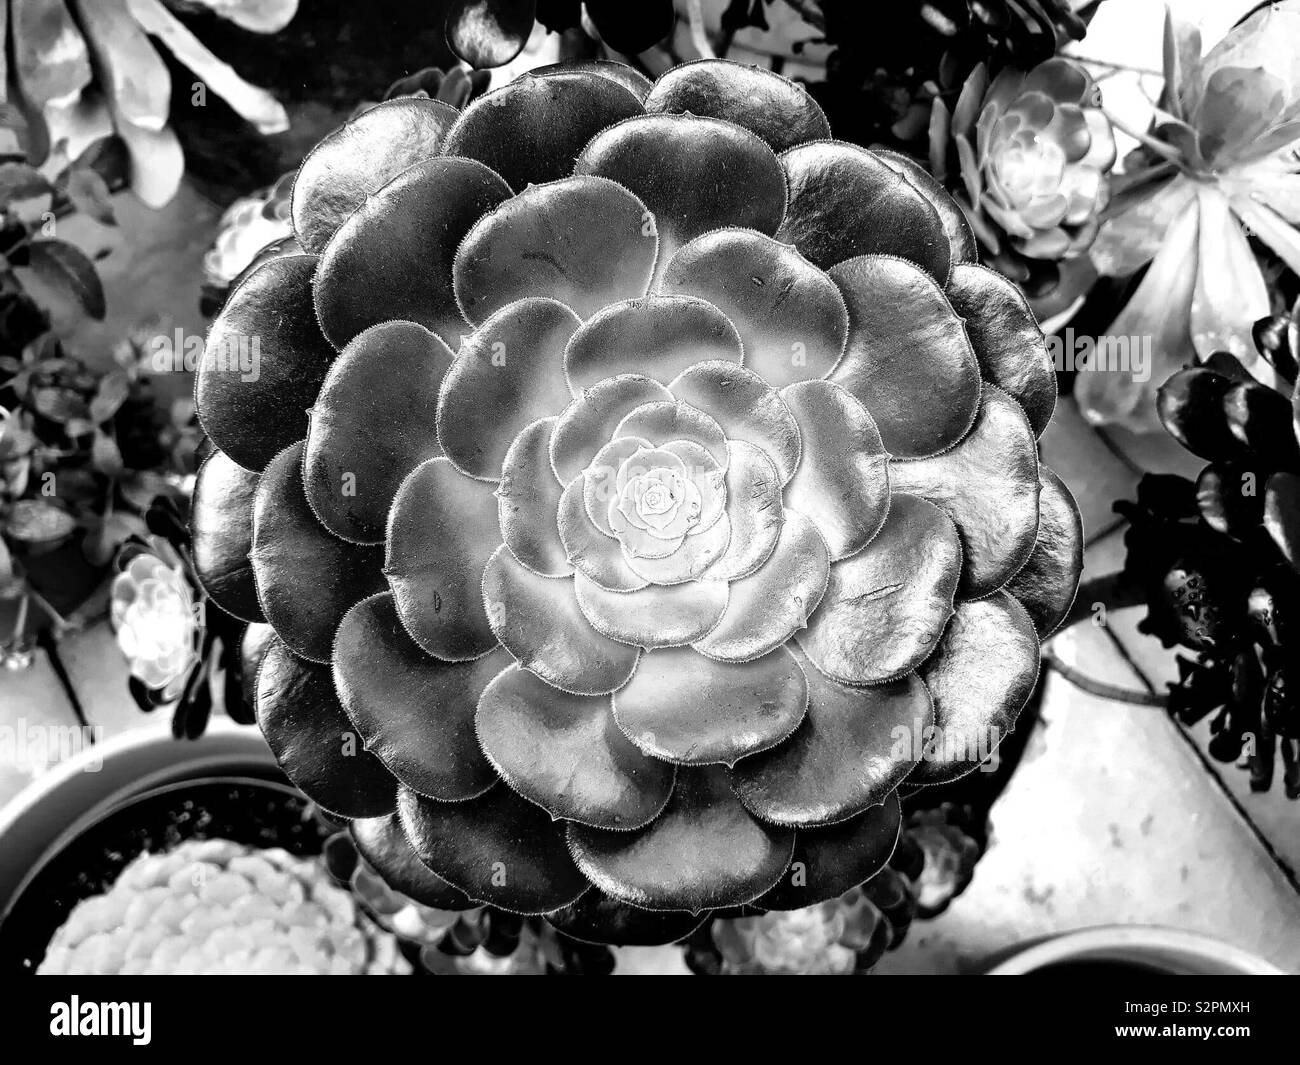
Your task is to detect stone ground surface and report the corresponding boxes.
[3,0,1298,972]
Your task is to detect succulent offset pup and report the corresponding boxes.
[192,59,1084,941]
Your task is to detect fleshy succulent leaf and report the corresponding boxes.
[1264,473,1300,571]
[544,891,706,946]
[445,0,535,68]
[557,477,651,592]
[498,418,573,577]
[574,574,728,648]
[191,450,264,623]
[1004,466,1084,639]
[706,442,785,583]
[349,812,475,911]
[550,375,674,485]
[874,148,980,266]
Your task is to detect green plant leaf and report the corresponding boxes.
[0,161,52,204]
[1264,472,1300,571]
[5,499,76,543]
[65,166,117,226]
[26,239,106,320]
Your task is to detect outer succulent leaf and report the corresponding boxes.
[386,457,501,662]
[1156,368,1248,462]
[437,298,580,480]
[908,591,1040,786]
[1264,473,1300,571]
[494,418,573,577]
[624,513,732,586]
[799,493,961,685]
[576,114,787,281]
[75,0,169,131]
[613,398,728,469]
[557,478,650,592]
[873,148,979,266]
[828,254,982,458]
[304,321,453,544]
[551,375,673,485]
[611,645,806,766]
[482,546,639,695]
[251,443,386,663]
[475,664,675,829]
[313,157,512,350]
[1005,466,1083,639]
[564,294,743,393]
[944,262,1056,437]
[13,0,92,110]
[643,59,830,153]
[544,891,706,946]
[574,573,728,648]
[584,0,674,55]
[779,380,889,559]
[191,449,264,623]
[529,60,653,102]
[1222,380,1300,468]
[660,229,848,388]
[333,591,502,801]
[1196,463,1264,538]
[891,388,1041,598]
[707,442,784,583]
[732,650,928,827]
[255,636,396,819]
[454,176,657,325]
[399,785,589,914]
[692,510,829,662]
[668,362,801,484]
[567,765,795,913]
[350,813,474,911]
[292,97,460,255]
[776,142,950,282]
[197,255,335,472]
[755,794,901,911]
[445,0,534,68]
[444,70,644,191]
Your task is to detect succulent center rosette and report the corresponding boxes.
[192,59,1084,942]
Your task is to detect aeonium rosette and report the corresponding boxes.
[191,58,1084,942]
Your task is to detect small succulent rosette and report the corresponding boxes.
[111,540,202,704]
[930,56,1115,309]
[192,59,1084,943]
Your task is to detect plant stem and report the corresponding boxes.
[1069,55,1163,77]
[685,0,715,59]
[1043,648,1169,707]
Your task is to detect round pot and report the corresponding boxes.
[986,926,1285,975]
[0,719,328,972]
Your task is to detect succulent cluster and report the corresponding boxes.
[1118,308,1300,797]
[191,58,1082,943]
[930,56,1115,310]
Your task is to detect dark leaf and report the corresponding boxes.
[65,167,117,226]
[25,240,106,320]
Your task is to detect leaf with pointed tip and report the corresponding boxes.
[1005,466,1083,639]
[669,362,801,484]
[799,493,961,685]
[908,592,1040,786]
[333,591,503,801]
[692,510,829,662]
[732,648,928,827]
[475,664,674,830]
[454,175,657,325]
[551,375,673,485]
[891,388,1041,598]
[292,97,460,254]
[643,59,830,153]
[399,785,589,914]
[755,794,902,910]
[386,457,501,662]
[255,636,397,819]
[482,546,639,695]
[304,321,453,544]
[874,149,979,266]
[350,813,475,911]
[437,298,579,480]
[313,157,512,350]
[495,418,573,577]
[568,765,794,913]
[612,644,806,766]
[196,255,335,472]
[1264,472,1300,571]
[777,142,950,281]
[575,574,727,648]
[945,262,1056,436]
[779,380,889,559]
[191,450,264,623]
[576,114,786,283]
[660,229,848,389]
[564,295,743,394]
[251,443,386,663]
[544,891,705,946]
[444,70,644,191]
[828,254,981,458]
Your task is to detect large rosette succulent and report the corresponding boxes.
[192,58,1083,940]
